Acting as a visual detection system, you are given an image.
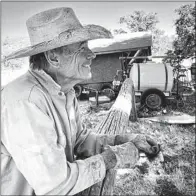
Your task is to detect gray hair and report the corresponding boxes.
[29,46,66,70]
[29,44,78,70]
[29,53,49,70]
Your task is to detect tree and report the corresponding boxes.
[173,4,195,58]
[163,4,195,67]
[114,11,173,56]
[152,29,174,56]
[119,10,159,32]
[112,28,127,35]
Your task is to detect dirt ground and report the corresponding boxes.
[78,93,195,196]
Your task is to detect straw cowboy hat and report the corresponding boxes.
[5,7,112,60]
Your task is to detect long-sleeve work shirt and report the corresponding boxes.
[1,69,115,195]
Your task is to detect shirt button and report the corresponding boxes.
[58,91,64,96]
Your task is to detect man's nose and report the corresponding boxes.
[86,48,96,60]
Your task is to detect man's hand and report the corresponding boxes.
[114,134,160,157]
[101,142,139,170]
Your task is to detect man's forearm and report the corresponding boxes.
[75,132,116,158]
[101,149,117,170]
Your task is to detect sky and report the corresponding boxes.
[1,1,195,40]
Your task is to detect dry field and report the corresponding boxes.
[78,95,195,196]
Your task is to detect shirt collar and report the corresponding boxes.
[28,68,75,99]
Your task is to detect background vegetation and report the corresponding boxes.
[112,3,195,59]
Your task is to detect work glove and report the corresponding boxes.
[114,134,161,157]
[101,142,139,170]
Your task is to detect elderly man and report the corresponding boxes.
[1,7,159,195]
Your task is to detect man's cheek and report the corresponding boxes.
[67,54,80,76]
[72,51,80,65]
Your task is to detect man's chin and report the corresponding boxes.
[83,72,92,80]
[86,73,92,79]
[78,73,92,82]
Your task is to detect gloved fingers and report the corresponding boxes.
[146,136,161,155]
[146,136,158,146]
[131,135,161,157]
[150,144,161,155]
[139,143,161,157]
[133,139,155,155]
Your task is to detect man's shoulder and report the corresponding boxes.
[2,71,43,104]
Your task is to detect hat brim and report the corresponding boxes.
[5,24,113,60]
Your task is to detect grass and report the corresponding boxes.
[113,121,195,196]
[79,93,195,196]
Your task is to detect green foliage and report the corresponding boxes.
[173,4,195,58]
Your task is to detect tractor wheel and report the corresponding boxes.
[141,89,165,110]
[102,88,116,100]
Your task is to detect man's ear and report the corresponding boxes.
[44,50,60,68]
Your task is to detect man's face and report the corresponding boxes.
[57,41,96,83]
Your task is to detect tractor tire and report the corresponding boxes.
[102,88,116,100]
[141,89,165,110]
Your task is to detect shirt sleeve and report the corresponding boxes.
[1,99,106,195]
[73,98,116,158]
